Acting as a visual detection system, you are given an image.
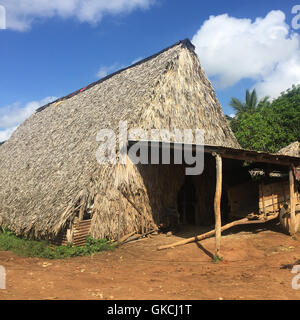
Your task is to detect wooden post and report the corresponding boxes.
[289,167,296,236]
[213,153,222,258]
[261,184,266,217]
[117,212,121,244]
[270,184,276,214]
[78,204,84,221]
[141,208,145,236]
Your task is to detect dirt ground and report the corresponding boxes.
[1,222,300,300]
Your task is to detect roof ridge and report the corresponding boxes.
[36,39,194,113]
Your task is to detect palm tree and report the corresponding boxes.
[230,89,269,116]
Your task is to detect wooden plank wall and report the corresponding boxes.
[51,230,69,246]
[72,219,91,246]
[52,219,92,246]
[259,181,300,214]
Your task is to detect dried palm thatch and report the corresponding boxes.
[0,39,240,241]
[277,141,300,158]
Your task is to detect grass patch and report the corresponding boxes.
[212,254,224,263]
[0,227,116,259]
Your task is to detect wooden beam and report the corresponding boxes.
[127,140,300,167]
[289,166,296,235]
[219,152,296,166]
[157,214,279,251]
[213,153,222,257]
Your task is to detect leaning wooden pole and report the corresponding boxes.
[157,214,279,251]
[289,166,296,236]
[213,153,222,258]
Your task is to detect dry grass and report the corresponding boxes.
[277,141,300,158]
[0,40,240,241]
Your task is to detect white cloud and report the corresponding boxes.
[0,126,18,142]
[255,53,300,98]
[131,57,144,65]
[0,96,57,141]
[1,0,155,31]
[96,63,121,78]
[192,10,300,98]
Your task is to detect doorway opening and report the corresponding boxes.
[177,175,196,225]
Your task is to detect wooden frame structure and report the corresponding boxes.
[127,140,300,255]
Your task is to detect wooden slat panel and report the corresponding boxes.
[74,222,91,226]
[259,197,288,207]
[73,241,86,246]
[74,224,91,229]
[259,181,300,214]
[73,232,89,237]
[74,220,91,227]
[72,219,91,246]
[73,226,91,232]
[73,229,90,234]
[51,219,91,246]
[73,237,87,241]
[51,231,68,246]
[73,234,88,239]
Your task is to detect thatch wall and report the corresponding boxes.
[0,39,240,240]
[90,160,186,239]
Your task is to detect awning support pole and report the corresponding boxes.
[289,166,296,236]
[213,152,222,258]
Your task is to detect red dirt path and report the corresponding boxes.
[1,223,300,300]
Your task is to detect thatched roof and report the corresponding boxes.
[277,142,300,158]
[0,39,240,239]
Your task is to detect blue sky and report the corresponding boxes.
[0,0,299,141]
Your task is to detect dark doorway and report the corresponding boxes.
[177,176,196,224]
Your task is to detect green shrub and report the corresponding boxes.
[0,227,116,259]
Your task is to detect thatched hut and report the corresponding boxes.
[277,141,300,182]
[277,141,300,158]
[0,39,240,244]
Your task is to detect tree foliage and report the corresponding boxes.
[229,89,270,114]
[0,227,115,259]
[229,85,300,153]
